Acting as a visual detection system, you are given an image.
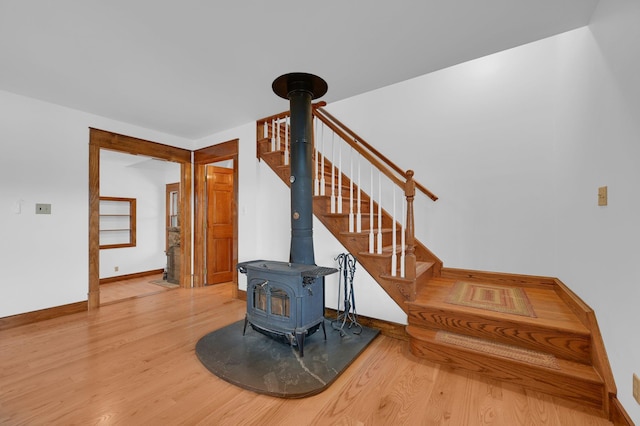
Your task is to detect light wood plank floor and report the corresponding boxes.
[0,284,613,425]
[100,273,175,305]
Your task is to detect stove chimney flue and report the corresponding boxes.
[273,73,328,266]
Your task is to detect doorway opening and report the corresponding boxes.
[88,128,192,309]
[194,139,239,295]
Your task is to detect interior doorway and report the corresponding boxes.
[88,128,192,309]
[193,139,239,293]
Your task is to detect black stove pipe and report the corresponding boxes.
[272,73,328,266]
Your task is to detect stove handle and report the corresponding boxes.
[256,280,269,288]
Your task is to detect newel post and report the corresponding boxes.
[404,170,416,281]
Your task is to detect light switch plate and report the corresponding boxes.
[36,203,51,214]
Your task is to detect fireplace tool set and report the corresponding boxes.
[332,253,362,337]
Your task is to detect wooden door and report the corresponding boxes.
[206,166,234,284]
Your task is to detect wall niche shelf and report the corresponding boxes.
[99,196,136,249]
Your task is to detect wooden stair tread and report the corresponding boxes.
[411,277,589,334]
[407,326,606,410]
[406,326,602,383]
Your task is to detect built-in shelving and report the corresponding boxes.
[99,196,136,249]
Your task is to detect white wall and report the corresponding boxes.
[326,38,561,276]
[99,153,181,278]
[0,90,191,317]
[320,2,640,417]
[2,1,638,416]
[556,0,640,419]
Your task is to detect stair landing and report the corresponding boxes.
[406,276,607,411]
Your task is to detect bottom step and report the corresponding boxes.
[406,325,606,411]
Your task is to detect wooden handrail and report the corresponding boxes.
[313,109,405,189]
[256,104,438,201]
[313,107,438,201]
[315,107,404,176]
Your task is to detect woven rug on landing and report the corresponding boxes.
[436,331,560,369]
[445,281,536,318]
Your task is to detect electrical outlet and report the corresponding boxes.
[634,373,640,404]
[114,266,119,272]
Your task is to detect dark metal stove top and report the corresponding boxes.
[238,260,336,279]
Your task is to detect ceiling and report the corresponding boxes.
[0,1,599,140]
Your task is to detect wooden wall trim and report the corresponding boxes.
[180,161,192,289]
[324,307,409,342]
[99,269,164,285]
[88,139,100,309]
[89,128,191,163]
[552,277,619,418]
[193,139,239,290]
[609,395,634,426]
[441,267,557,289]
[193,162,206,287]
[194,139,239,163]
[0,301,88,331]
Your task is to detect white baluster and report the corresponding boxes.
[263,121,268,139]
[377,171,382,255]
[356,156,362,233]
[348,147,354,233]
[369,166,374,253]
[330,132,336,214]
[271,118,276,151]
[320,122,326,196]
[284,116,289,166]
[337,142,343,214]
[276,117,281,151]
[401,198,406,278]
[391,187,397,276]
[314,116,319,196]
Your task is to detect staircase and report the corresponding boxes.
[255,107,621,421]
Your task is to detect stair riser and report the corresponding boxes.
[409,338,604,411]
[318,199,374,216]
[329,212,403,232]
[407,307,591,364]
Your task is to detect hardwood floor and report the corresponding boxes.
[100,273,175,305]
[0,284,613,425]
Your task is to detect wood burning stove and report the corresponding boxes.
[237,73,337,356]
[238,260,337,356]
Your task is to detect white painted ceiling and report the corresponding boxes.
[0,1,599,140]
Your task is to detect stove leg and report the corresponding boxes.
[322,320,327,340]
[295,331,305,357]
[242,315,249,336]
